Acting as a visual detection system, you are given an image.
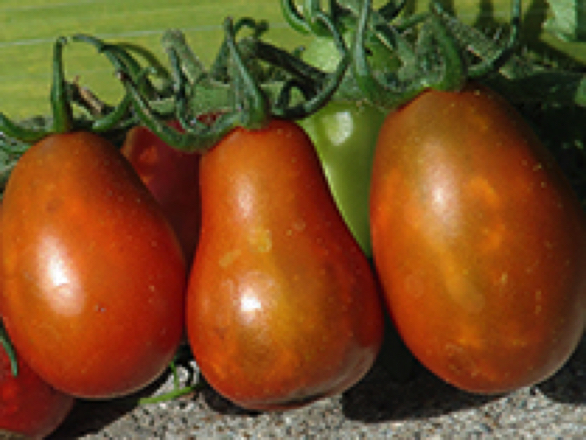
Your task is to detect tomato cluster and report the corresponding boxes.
[1,0,585,436]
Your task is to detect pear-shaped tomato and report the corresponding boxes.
[371,83,586,394]
[187,119,383,410]
[122,120,201,262]
[1,131,186,399]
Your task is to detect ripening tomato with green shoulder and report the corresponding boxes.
[122,120,202,262]
[1,131,187,399]
[370,82,586,394]
[300,100,386,257]
[187,118,384,410]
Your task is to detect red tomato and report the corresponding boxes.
[1,340,74,439]
[370,83,586,394]
[0,204,74,439]
[187,119,383,410]
[121,120,201,262]
[1,131,187,398]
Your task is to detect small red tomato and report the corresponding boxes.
[371,83,586,394]
[0,340,74,439]
[187,119,383,410]
[121,120,201,262]
[2,131,186,398]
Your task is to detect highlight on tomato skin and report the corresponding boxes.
[187,118,384,411]
[370,82,586,395]
[1,131,187,399]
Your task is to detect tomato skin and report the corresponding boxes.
[370,83,586,394]
[1,132,187,398]
[300,100,386,256]
[0,341,74,439]
[187,119,383,410]
[1,205,74,439]
[121,120,201,262]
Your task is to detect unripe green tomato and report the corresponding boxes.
[300,100,386,257]
[299,22,396,256]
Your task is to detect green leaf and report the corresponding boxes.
[544,0,586,42]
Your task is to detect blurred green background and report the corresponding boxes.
[0,0,583,119]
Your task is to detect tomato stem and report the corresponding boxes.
[51,37,74,134]
[280,0,316,35]
[90,93,133,133]
[422,9,467,92]
[269,9,350,119]
[351,0,525,109]
[302,0,334,37]
[0,321,18,377]
[72,34,160,100]
[0,113,47,144]
[209,17,269,83]
[223,17,270,129]
[161,29,208,85]
[352,0,424,109]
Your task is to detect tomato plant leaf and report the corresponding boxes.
[544,0,586,42]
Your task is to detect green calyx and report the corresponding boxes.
[77,8,350,153]
[279,0,530,111]
[0,36,141,147]
[2,0,585,153]
[350,0,523,110]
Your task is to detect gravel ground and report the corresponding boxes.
[49,333,585,439]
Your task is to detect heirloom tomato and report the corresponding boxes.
[370,82,586,394]
[1,131,187,398]
[187,118,383,410]
[300,100,386,256]
[122,120,201,262]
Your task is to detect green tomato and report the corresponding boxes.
[298,17,398,257]
[300,100,386,257]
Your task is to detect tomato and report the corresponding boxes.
[0,205,74,439]
[1,331,74,439]
[298,18,396,257]
[370,82,586,394]
[300,100,386,256]
[121,120,201,262]
[187,119,383,410]
[1,131,187,398]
